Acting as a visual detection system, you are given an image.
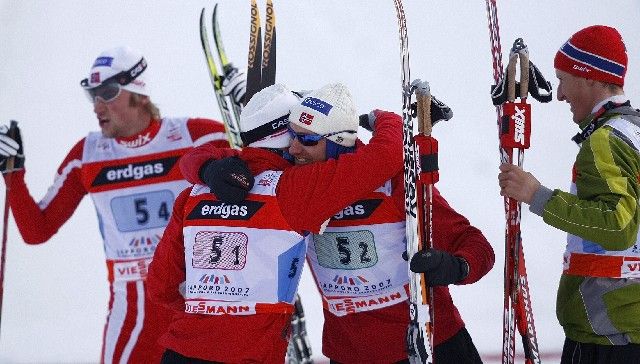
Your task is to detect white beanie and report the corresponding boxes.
[240,83,300,148]
[289,83,358,147]
[81,46,150,96]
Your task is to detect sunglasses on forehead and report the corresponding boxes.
[287,125,356,147]
[80,57,147,103]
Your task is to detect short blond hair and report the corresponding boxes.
[129,93,161,119]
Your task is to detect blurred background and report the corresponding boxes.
[1,1,639,362]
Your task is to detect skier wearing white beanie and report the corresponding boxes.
[239,83,299,149]
[0,45,231,364]
[283,83,491,364]
[150,81,410,363]
[176,80,491,363]
[288,83,359,162]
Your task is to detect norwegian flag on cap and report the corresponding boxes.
[90,72,101,84]
[299,112,314,125]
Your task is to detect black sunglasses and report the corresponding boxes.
[287,125,356,147]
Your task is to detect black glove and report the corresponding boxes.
[407,95,453,126]
[0,121,24,174]
[199,156,254,203]
[409,249,469,286]
[430,95,453,125]
[358,110,379,132]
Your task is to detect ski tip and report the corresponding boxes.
[213,3,219,18]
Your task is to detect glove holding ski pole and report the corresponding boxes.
[409,249,469,286]
[0,122,24,174]
[222,65,247,107]
[359,97,452,132]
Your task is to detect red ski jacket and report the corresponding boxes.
[177,111,495,362]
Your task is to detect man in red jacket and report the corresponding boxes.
[0,46,229,363]
[147,83,406,363]
[180,82,494,363]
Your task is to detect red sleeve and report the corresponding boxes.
[186,118,230,148]
[431,187,495,285]
[277,111,404,233]
[179,141,240,184]
[146,188,189,312]
[4,139,87,244]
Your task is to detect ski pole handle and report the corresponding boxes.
[507,38,531,101]
[412,79,432,136]
[506,52,518,102]
[514,39,530,99]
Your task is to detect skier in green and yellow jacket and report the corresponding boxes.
[498,25,640,364]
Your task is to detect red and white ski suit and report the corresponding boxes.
[5,118,227,364]
[309,180,494,363]
[179,111,495,363]
[158,111,406,361]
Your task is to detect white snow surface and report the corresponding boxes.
[1,0,639,362]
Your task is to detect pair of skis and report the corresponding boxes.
[485,1,552,363]
[198,0,277,149]
[199,3,312,364]
[394,1,437,363]
[199,4,243,149]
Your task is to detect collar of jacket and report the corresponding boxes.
[572,100,631,144]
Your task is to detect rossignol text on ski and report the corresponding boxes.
[245,0,277,105]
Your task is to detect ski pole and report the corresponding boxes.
[0,120,18,340]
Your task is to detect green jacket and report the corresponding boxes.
[532,101,640,344]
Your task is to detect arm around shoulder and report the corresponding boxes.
[277,111,404,233]
[186,117,230,147]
